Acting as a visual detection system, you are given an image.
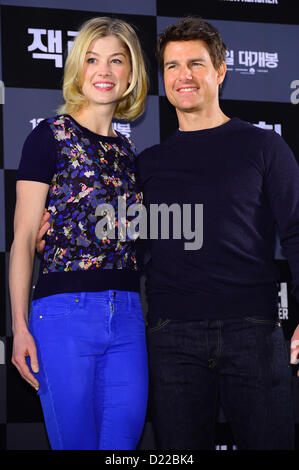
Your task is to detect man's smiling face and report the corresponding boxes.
[163,39,226,115]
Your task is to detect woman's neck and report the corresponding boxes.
[71,104,117,137]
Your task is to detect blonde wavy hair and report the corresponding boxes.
[58,17,148,121]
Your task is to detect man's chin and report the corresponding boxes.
[176,104,203,114]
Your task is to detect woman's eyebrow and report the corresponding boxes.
[86,51,126,57]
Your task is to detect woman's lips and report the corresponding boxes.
[93,82,115,91]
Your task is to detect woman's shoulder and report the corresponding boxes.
[24,117,57,147]
[18,117,60,184]
[26,114,72,139]
[115,131,137,156]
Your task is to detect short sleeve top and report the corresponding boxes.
[17,114,142,299]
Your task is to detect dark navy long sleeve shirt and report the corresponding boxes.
[138,117,299,321]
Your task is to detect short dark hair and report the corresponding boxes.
[157,16,227,71]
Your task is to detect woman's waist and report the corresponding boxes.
[33,268,141,300]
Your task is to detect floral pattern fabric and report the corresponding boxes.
[42,115,142,274]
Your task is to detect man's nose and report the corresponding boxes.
[179,65,192,81]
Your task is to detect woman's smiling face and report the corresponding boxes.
[81,35,132,110]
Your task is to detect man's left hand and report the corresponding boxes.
[290,324,299,376]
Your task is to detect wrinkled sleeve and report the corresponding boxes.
[263,131,299,304]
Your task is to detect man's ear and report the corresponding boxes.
[217,61,227,86]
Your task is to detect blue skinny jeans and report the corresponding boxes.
[28,290,148,450]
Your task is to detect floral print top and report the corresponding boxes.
[17,114,142,299]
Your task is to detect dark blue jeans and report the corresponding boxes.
[147,316,294,450]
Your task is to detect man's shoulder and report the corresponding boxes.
[139,134,178,159]
[229,117,281,148]
[137,137,177,178]
[232,117,274,138]
[138,143,160,158]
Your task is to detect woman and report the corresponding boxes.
[9,16,149,450]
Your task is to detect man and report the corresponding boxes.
[137,17,299,450]
[36,17,299,450]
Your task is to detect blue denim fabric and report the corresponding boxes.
[27,290,148,450]
[147,316,294,450]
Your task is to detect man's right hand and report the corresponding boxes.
[36,209,50,254]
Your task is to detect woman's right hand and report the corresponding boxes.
[12,329,40,391]
[36,209,51,254]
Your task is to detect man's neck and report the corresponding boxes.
[177,108,230,132]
